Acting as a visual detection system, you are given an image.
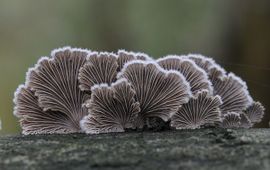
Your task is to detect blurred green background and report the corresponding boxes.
[0,0,269,134]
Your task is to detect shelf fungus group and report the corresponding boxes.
[13,47,265,135]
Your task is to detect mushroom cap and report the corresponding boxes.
[221,112,241,128]
[14,85,80,134]
[22,47,90,133]
[78,52,118,92]
[239,113,252,129]
[157,55,213,95]
[117,50,153,71]
[118,60,192,128]
[212,73,253,114]
[244,101,265,124]
[80,78,140,134]
[171,90,222,129]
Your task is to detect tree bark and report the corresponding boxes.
[0,129,270,170]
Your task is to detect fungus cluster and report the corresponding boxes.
[13,47,265,135]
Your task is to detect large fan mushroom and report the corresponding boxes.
[15,47,90,134]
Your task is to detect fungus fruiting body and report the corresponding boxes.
[13,47,266,135]
[221,112,241,128]
[245,102,265,124]
[117,60,191,128]
[78,52,118,92]
[80,79,140,134]
[171,90,222,129]
[157,56,213,95]
[14,85,78,134]
[14,47,90,134]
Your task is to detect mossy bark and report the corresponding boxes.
[0,129,270,170]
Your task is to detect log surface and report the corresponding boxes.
[0,129,270,170]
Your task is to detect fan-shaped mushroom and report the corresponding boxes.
[118,60,191,128]
[171,90,222,129]
[212,73,252,114]
[157,55,213,95]
[23,47,89,132]
[80,78,140,134]
[78,52,118,92]
[239,113,252,128]
[117,50,153,71]
[221,112,241,128]
[186,54,226,81]
[14,85,80,134]
[244,101,265,124]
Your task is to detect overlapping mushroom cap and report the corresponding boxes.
[14,47,90,134]
[171,90,222,129]
[157,55,213,95]
[14,85,78,134]
[13,47,265,135]
[117,60,191,128]
[80,78,140,134]
[78,52,118,92]
[221,112,241,128]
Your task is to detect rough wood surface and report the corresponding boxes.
[0,129,270,170]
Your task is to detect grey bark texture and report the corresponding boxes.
[0,129,270,170]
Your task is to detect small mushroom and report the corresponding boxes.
[239,113,252,129]
[118,60,191,128]
[171,90,222,129]
[208,64,227,82]
[157,55,213,95]
[78,52,118,92]
[212,73,252,114]
[80,78,140,134]
[244,101,265,124]
[186,54,226,81]
[221,112,241,128]
[187,54,215,71]
[117,50,153,71]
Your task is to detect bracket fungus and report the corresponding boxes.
[212,73,252,114]
[239,113,252,129]
[14,47,90,134]
[157,56,213,95]
[245,102,265,125]
[13,85,80,134]
[78,52,118,92]
[221,112,241,128]
[171,90,222,129]
[117,60,191,128]
[117,50,153,71]
[13,47,266,135]
[80,79,140,134]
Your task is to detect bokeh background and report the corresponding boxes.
[0,0,269,134]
